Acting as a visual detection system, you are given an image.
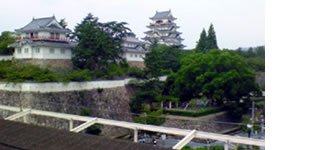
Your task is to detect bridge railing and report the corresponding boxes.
[0,104,265,150]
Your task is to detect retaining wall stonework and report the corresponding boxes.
[162,112,237,133]
[0,79,238,136]
[128,61,145,69]
[17,59,73,71]
[0,85,135,136]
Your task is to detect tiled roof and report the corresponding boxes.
[16,16,70,33]
[150,10,176,20]
[0,119,172,150]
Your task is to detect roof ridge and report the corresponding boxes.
[33,16,54,21]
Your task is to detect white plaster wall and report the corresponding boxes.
[40,47,71,59]
[32,46,44,58]
[0,78,133,93]
[14,45,33,59]
[38,32,50,37]
[0,76,167,93]
[124,52,144,62]
[0,56,13,61]
[14,45,71,60]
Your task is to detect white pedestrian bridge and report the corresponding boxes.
[0,104,264,150]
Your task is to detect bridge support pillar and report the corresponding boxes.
[69,119,73,131]
[224,140,229,150]
[134,128,138,143]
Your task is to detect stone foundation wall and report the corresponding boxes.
[17,59,73,71]
[0,85,135,136]
[162,112,237,133]
[128,61,145,69]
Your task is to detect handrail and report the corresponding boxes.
[16,36,70,42]
[0,104,265,148]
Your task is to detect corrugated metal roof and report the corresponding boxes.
[0,119,172,150]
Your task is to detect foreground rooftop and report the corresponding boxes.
[0,119,171,150]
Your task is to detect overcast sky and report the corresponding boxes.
[0,0,264,49]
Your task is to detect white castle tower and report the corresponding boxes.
[143,10,183,47]
[9,16,76,70]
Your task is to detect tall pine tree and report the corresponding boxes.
[206,23,218,50]
[195,29,208,52]
[72,13,130,72]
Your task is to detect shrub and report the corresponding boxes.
[103,64,128,79]
[133,110,165,126]
[128,67,146,79]
[65,69,93,81]
[0,62,59,83]
[80,108,102,135]
[163,107,223,117]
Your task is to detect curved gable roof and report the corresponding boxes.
[16,16,69,33]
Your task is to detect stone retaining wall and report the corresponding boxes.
[17,59,73,71]
[0,85,135,136]
[162,112,237,133]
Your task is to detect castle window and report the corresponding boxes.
[17,48,22,54]
[156,20,163,24]
[130,54,133,57]
[35,48,40,53]
[49,48,55,54]
[50,32,54,38]
[24,48,29,53]
[60,49,65,54]
[56,33,60,39]
[135,54,137,57]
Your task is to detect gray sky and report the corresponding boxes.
[0,0,264,49]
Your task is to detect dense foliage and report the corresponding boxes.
[195,24,218,52]
[80,108,102,135]
[171,50,260,103]
[236,46,265,72]
[0,61,58,83]
[166,50,260,118]
[72,13,130,77]
[133,109,165,126]
[130,79,164,113]
[0,31,16,55]
[0,60,132,83]
[163,107,223,117]
[144,45,183,77]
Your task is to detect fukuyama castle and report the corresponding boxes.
[143,10,183,47]
[9,16,76,70]
[6,10,183,70]
[121,32,147,68]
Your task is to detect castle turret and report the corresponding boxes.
[143,10,183,47]
[121,32,147,68]
[9,16,76,70]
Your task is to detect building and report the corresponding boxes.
[9,16,76,70]
[0,119,172,150]
[143,10,183,47]
[121,32,147,68]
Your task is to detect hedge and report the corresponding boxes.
[163,107,223,117]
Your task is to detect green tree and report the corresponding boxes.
[171,50,260,109]
[130,79,163,113]
[206,23,218,50]
[195,29,208,52]
[144,45,182,77]
[80,108,102,135]
[72,13,130,75]
[59,18,67,28]
[0,31,16,55]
